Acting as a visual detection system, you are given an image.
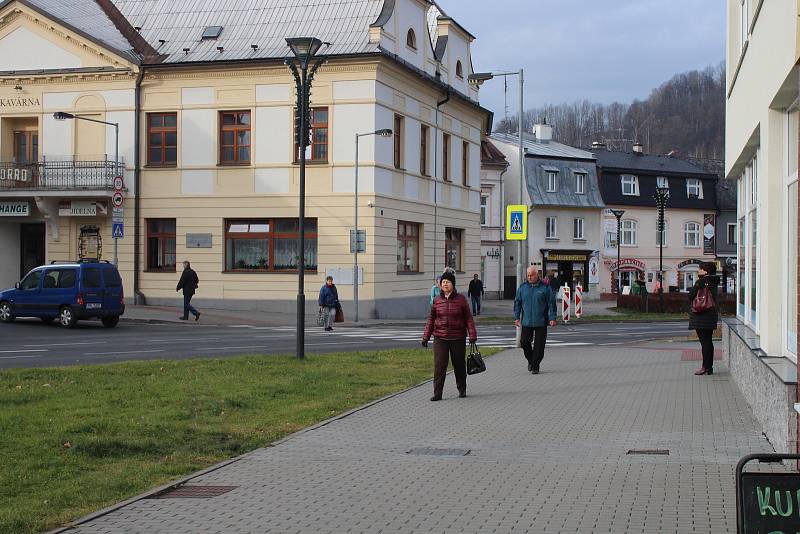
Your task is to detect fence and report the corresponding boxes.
[0,157,124,191]
[618,292,736,314]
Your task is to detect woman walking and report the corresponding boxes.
[318,276,340,332]
[689,262,720,375]
[421,271,477,401]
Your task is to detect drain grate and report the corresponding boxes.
[149,485,238,499]
[407,447,470,457]
[626,449,670,456]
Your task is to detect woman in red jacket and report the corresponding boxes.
[422,271,478,401]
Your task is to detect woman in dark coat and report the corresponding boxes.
[421,271,478,401]
[688,262,720,375]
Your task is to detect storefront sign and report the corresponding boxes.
[609,258,646,271]
[703,213,715,255]
[0,167,31,182]
[677,259,703,270]
[0,201,29,216]
[0,97,41,108]
[547,253,589,262]
[59,201,97,217]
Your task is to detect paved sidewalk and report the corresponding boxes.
[61,341,771,533]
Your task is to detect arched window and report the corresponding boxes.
[456,60,463,78]
[406,28,417,50]
[684,222,701,247]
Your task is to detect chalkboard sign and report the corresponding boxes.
[737,454,800,534]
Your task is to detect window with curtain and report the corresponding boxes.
[546,216,557,239]
[684,222,701,247]
[445,228,463,271]
[219,111,251,164]
[397,221,420,272]
[621,220,637,246]
[225,219,317,272]
[480,195,488,226]
[573,218,584,240]
[146,219,176,271]
[294,107,328,162]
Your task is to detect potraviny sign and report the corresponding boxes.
[0,201,29,216]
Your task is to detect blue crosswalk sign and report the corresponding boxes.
[112,222,124,239]
[510,213,523,233]
[506,204,528,240]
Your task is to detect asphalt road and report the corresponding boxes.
[0,318,694,369]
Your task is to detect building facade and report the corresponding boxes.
[594,148,719,295]
[0,0,491,319]
[478,138,508,299]
[725,0,799,452]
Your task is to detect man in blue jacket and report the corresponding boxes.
[514,266,557,374]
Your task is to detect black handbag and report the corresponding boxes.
[466,343,486,375]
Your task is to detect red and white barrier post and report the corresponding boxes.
[561,284,571,322]
[575,284,583,319]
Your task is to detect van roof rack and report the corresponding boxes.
[76,259,112,264]
[49,261,78,265]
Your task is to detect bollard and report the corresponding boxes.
[575,284,583,318]
[562,284,571,322]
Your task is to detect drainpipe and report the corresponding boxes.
[133,68,145,304]
[498,164,508,299]
[433,90,450,270]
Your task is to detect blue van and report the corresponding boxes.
[0,260,125,328]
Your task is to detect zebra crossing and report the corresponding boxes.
[227,325,590,349]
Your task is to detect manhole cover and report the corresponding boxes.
[407,447,470,456]
[626,449,670,456]
[149,486,238,499]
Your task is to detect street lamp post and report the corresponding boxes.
[353,128,392,323]
[610,209,626,307]
[54,111,120,265]
[469,69,525,290]
[654,186,670,313]
[286,37,326,359]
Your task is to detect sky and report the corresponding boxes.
[434,0,726,117]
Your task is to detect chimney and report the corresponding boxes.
[591,141,606,149]
[534,123,553,143]
[632,142,644,154]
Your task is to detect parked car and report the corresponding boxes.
[0,260,125,328]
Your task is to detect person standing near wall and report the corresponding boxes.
[468,273,484,315]
[689,262,719,376]
[319,276,340,332]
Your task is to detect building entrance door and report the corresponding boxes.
[20,222,45,278]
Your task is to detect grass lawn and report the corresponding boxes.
[0,348,498,533]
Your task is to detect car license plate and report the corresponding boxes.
[86,303,102,309]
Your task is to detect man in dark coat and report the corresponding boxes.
[176,260,200,321]
[688,262,719,375]
[467,273,484,315]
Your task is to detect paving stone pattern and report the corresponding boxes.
[70,342,771,533]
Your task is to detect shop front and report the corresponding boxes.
[606,258,646,293]
[542,250,594,293]
[0,199,45,288]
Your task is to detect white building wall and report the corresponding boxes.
[0,222,20,289]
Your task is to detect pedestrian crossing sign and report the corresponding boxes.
[505,205,527,241]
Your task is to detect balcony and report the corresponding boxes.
[0,156,124,194]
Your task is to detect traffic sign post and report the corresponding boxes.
[112,222,124,239]
[111,183,125,265]
[505,204,528,241]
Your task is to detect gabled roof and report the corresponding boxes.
[593,148,717,178]
[0,0,143,63]
[480,139,508,167]
[491,132,595,161]
[524,157,605,209]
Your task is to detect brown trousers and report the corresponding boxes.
[433,338,467,396]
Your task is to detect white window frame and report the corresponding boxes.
[546,216,558,239]
[656,176,669,189]
[573,217,585,240]
[621,175,639,196]
[687,179,702,198]
[575,172,586,194]
[621,219,637,246]
[785,108,798,360]
[546,171,558,192]
[656,219,669,247]
[738,151,760,329]
[684,222,701,248]
[480,195,488,226]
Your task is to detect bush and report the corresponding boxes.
[618,292,735,314]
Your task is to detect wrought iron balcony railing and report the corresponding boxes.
[0,156,124,191]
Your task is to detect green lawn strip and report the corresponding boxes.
[0,348,500,533]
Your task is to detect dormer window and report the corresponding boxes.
[575,172,586,194]
[546,171,558,192]
[621,175,639,196]
[656,176,669,189]
[406,29,417,50]
[687,178,703,198]
[456,60,463,79]
[201,26,223,40]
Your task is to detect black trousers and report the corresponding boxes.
[520,326,548,370]
[433,338,467,396]
[183,292,199,319]
[696,328,715,371]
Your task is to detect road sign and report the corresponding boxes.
[113,176,125,191]
[112,222,124,239]
[111,191,124,208]
[112,206,123,223]
[505,204,527,241]
[350,229,366,253]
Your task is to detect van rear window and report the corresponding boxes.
[103,269,122,287]
[82,268,102,288]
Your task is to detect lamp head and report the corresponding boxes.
[53,111,74,121]
[468,72,494,87]
[375,129,393,137]
[286,37,323,63]
[610,209,626,220]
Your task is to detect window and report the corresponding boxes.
[656,176,669,189]
[393,114,404,169]
[103,269,122,288]
[43,269,76,289]
[727,223,737,245]
[656,219,668,247]
[219,111,251,164]
[546,171,558,192]
[420,124,429,175]
[462,141,469,186]
[225,219,318,272]
[621,175,639,196]
[456,60,463,79]
[480,195,488,226]
[788,181,798,354]
[575,173,585,194]
[684,222,701,247]
[443,133,451,181]
[573,218,584,240]
[546,216,557,239]
[147,219,176,271]
[295,108,329,162]
[397,221,420,272]
[445,228,463,271]
[621,220,637,246]
[83,268,102,288]
[406,28,417,50]
[687,178,702,198]
[19,270,41,290]
[738,215,746,312]
[147,113,177,166]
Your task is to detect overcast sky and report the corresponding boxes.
[435,0,726,116]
